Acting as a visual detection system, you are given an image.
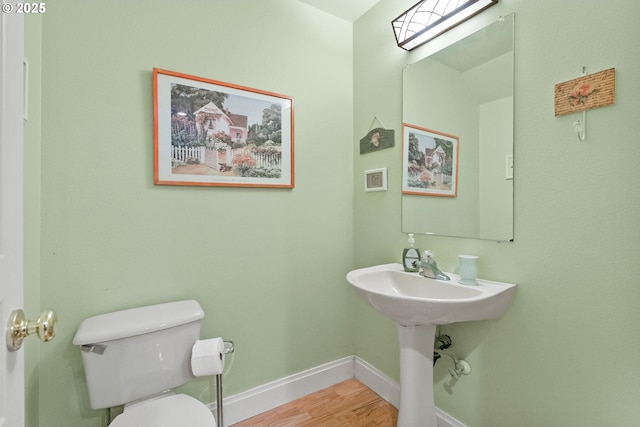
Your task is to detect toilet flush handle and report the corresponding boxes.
[81,344,106,354]
[6,309,58,351]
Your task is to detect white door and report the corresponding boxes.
[0,5,26,427]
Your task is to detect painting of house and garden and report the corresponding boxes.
[154,69,293,188]
[402,124,458,197]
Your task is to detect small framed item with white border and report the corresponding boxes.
[364,168,387,192]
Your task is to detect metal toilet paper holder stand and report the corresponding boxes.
[216,340,235,427]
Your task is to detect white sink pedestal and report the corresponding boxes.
[397,324,438,427]
[347,264,517,427]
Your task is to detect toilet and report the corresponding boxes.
[73,300,217,427]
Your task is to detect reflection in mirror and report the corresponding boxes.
[402,14,514,241]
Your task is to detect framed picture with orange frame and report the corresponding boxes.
[153,68,294,188]
[402,123,458,197]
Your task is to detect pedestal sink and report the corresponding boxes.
[347,263,516,427]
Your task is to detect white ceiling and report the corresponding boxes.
[297,0,382,22]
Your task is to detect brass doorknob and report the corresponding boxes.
[6,309,58,351]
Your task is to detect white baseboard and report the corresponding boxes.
[353,356,400,408]
[213,355,467,427]
[435,407,468,427]
[216,356,354,426]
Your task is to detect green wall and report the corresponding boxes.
[354,1,640,426]
[26,0,640,426]
[28,1,355,426]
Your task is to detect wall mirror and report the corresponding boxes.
[402,13,514,241]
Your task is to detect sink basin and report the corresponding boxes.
[347,263,516,326]
[347,263,516,427]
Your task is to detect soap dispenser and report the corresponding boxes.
[402,233,421,272]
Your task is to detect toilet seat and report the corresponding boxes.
[109,393,216,427]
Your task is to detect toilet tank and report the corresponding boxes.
[73,300,205,410]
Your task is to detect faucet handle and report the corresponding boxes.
[423,250,434,260]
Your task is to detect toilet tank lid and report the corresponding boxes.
[73,300,204,345]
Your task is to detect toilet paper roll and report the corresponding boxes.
[191,337,224,376]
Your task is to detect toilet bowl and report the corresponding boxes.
[109,393,216,427]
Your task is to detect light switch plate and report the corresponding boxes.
[505,155,513,180]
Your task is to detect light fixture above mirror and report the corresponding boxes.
[392,0,498,51]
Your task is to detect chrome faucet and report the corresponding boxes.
[419,250,450,280]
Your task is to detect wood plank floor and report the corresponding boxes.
[230,379,398,427]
